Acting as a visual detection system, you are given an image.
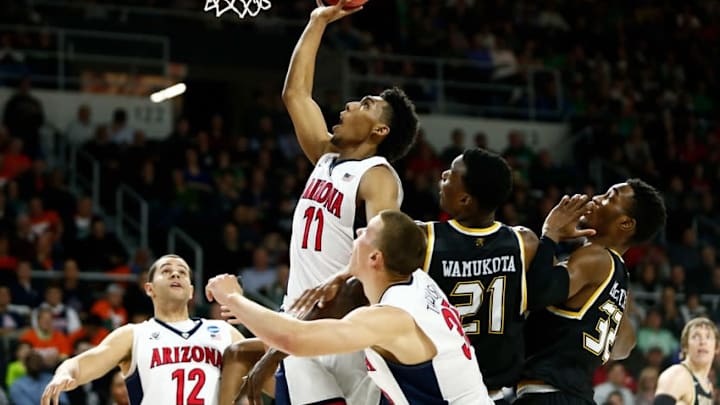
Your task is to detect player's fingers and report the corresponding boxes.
[316,0,324,8]
[575,228,597,238]
[342,5,364,15]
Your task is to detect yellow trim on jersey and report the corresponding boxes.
[547,252,616,320]
[512,228,528,315]
[448,220,501,236]
[608,248,625,263]
[422,222,435,272]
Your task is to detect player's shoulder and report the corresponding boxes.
[657,364,693,396]
[511,225,539,242]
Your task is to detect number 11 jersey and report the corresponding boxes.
[286,153,402,308]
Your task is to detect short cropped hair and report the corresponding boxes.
[147,254,192,283]
[377,87,420,162]
[375,210,427,277]
[626,179,667,244]
[462,148,513,212]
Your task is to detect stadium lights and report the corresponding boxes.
[150,83,187,103]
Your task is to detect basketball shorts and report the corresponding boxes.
[275,350,380,405]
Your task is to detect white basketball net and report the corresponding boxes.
[204,0,271,19]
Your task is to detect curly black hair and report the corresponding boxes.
[377,87,420,162]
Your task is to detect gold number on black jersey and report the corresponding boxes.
[450,277,506,335]
[582,300,623,363]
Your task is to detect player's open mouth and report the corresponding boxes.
[170,282,182,288]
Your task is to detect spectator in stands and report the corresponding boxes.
[0,285,25,338]
[593,362,635,405]
[73,217,127,271]
[440,128,466,166]
[10,349,68,405]
[2,138,32,181]
[32,231,58,270]
[31,284,81,335]
[263,262,289,307]
[2,77,44,156]
[679,291,708,323]
[60,259,90,315]
[20,306,71,365]
[9,261,40,308]
[0,234,19,280]
[634,367,659,405]
[27,197,60,239]
[240,247,277,297]
[64,339,101,405]
[65,104,93,145]
[5,341,31,388]
[16,158,46,200]
[637,308,679,359]
[108,108,133,145]
[90,283,128,330]
[123,270,153,323]
[67,196,94,243]
[68,314,110,348]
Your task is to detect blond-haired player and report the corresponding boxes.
[654,317,717,405]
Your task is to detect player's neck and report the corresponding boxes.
[153,302,191,323]
[453,212,495,229]
[586,235,628,255]
[368,274,412,304]
[684,358,712,379]
[337,144,377,161]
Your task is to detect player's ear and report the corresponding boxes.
[144,282,153,298]
[619,216,636,233]
[372,124,390,140]
[188,284,194,301]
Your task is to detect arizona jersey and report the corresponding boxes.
[522,249,629,403]
[423,220,527,391]
[125,318,235,405]
[286,153,402,307]
[364,270,492,405]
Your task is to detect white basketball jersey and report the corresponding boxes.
[124,318,235,405]
[364,270,492,405]
[285,153,402,307]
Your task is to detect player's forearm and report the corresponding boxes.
[226,293,308,355]
[610,313,636,360]
[282,17,328,100]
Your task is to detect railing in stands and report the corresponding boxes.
[116,184,149,249]
[69,147,101,212]
[168,227,204,303]
[341,51,565,121]
[0,24,169,89]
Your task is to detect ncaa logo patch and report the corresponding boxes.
[207,325,220,335]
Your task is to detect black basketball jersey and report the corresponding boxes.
[522,249,629,403]
[683,364,713,405]
[423,220,527,391]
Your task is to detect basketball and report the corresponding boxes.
[325,0,368,10]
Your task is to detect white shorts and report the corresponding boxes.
[280,351,380,405]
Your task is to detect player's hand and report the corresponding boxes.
[288,272,353,318]
[311,0,363,24]
[41,374,76,405]
[237,351,282,405]
[542,194,596,242]
[206,274,244,305]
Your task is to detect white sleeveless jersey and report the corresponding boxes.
[285,153,402,306]
[364,270,492,405]
[124,318,235,405]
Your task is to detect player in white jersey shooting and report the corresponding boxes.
[41,254,244,405]
[208,210,492,405]
[219,1,419,404]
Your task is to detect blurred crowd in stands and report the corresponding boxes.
[0,0,720,404]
